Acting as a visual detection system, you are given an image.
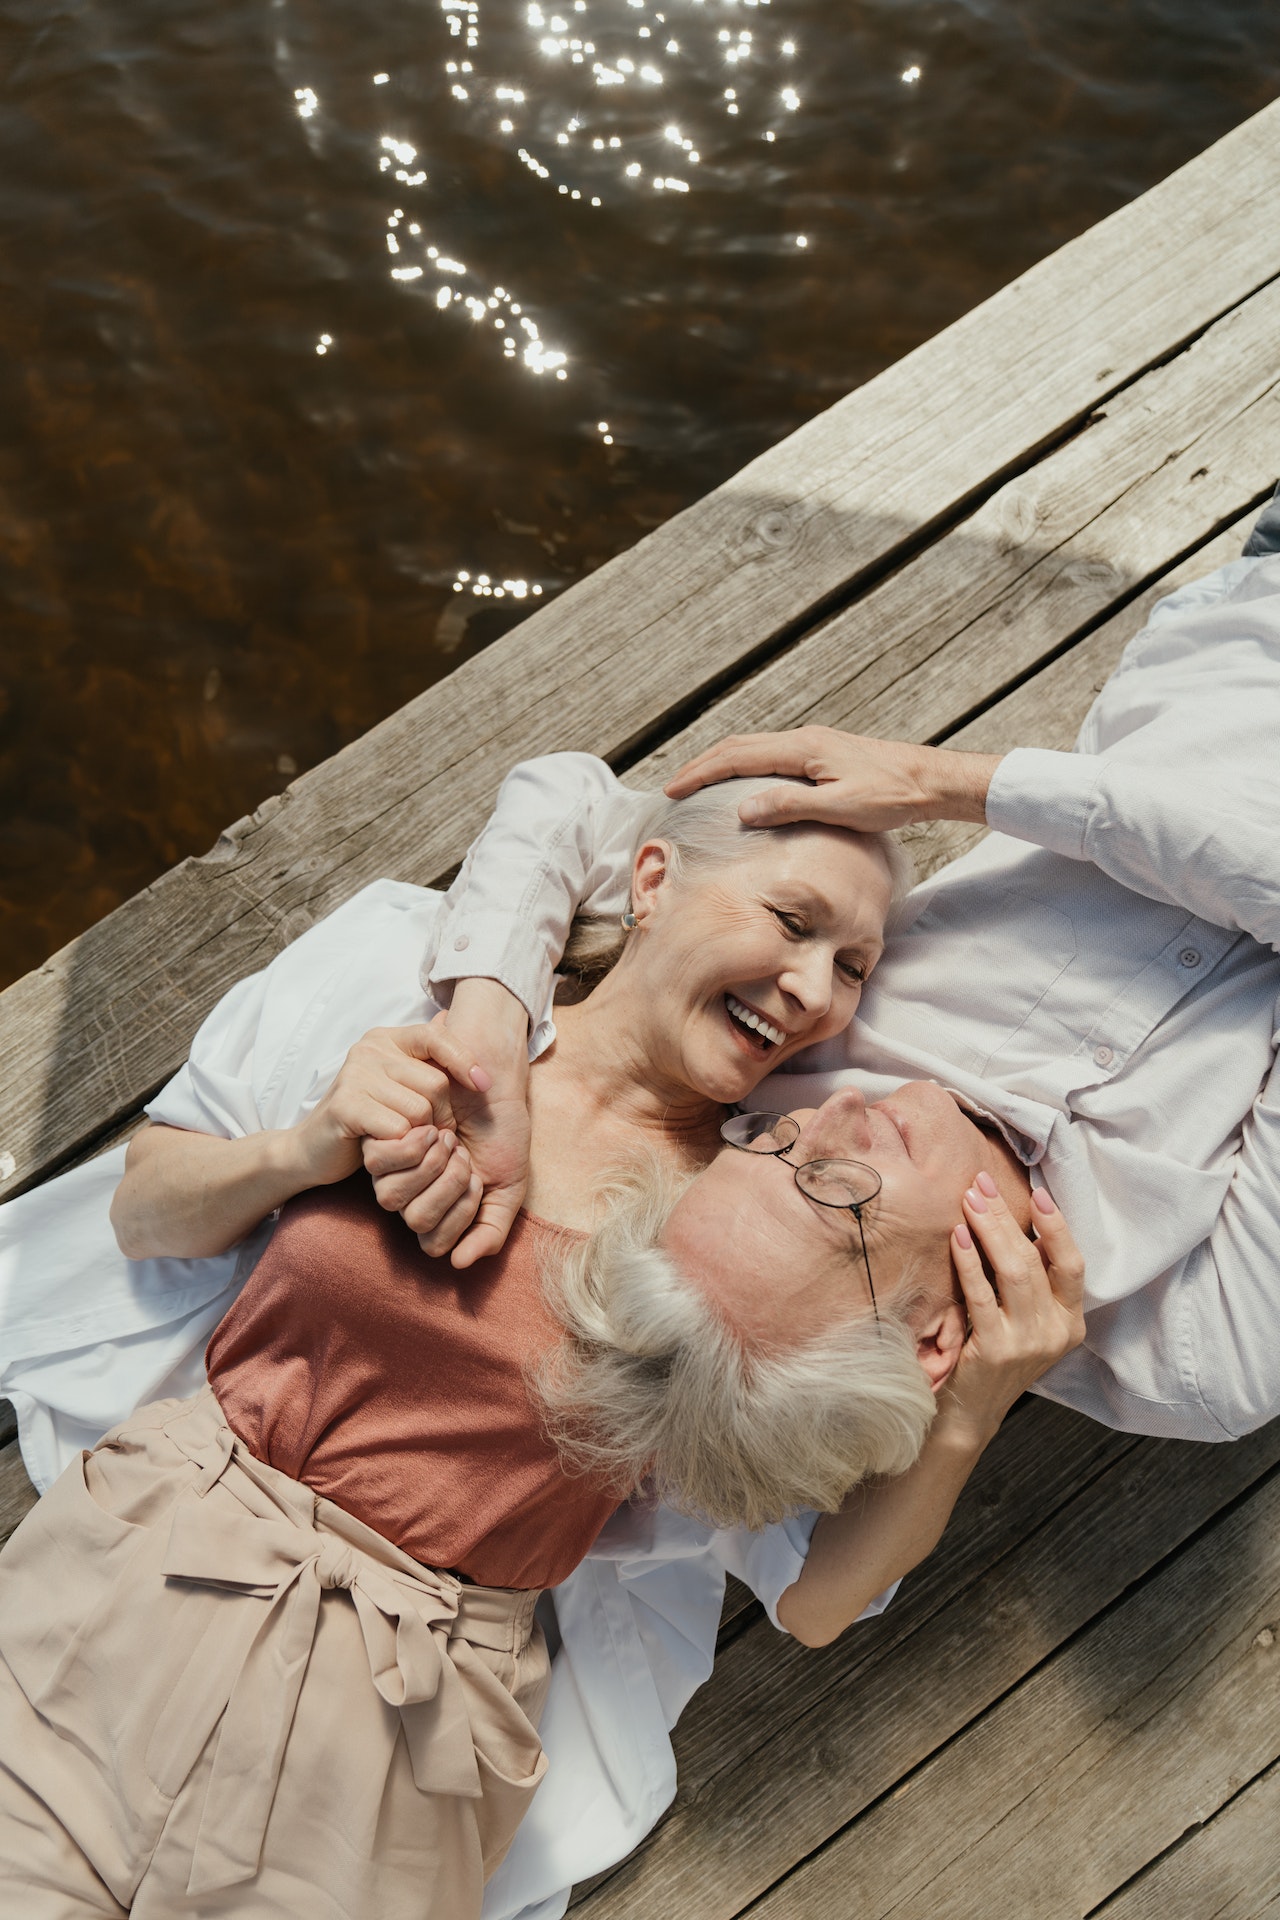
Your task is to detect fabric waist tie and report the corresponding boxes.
[154,1397,537,1898]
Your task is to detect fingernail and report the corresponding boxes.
[469,1064,493,1093]
[953,1223,973,1250]
[965,1186,987,1213]
[976,1170,999,1198]
[1032,1187,1057,1215]
[739,799,763,825]
[422,1127,438,1146]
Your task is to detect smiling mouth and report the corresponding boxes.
[724,993,786,1051]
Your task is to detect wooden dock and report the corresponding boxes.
[4,94,1280,1919]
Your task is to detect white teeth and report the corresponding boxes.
[726,994,785,1047]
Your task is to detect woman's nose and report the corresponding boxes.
[780,950,834,1019]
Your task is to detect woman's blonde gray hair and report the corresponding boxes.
[536,1157,937,1531]
[561,776,914,991]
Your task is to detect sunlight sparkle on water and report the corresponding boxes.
[355,0,819,398]
[452,569,543,597]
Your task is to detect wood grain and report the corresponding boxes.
[3,100,1279,1199]
[1095,1758,1280,1920]
[898,512,1258,881]
[577,1421,1280,1920]
[659,1401,1130,1810]
[749,1468,1280,1920]
[631,281,1280,796]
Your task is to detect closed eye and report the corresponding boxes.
[770,906,807,937]
[836,957,867,985]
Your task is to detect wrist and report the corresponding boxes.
[916,749,1002,825]
[929,1397,1000,1460]
[270,1120,332,1194]
[447,977,531,1079]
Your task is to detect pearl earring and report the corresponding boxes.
[620,909,637,930]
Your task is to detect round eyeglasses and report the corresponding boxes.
[719,1111,882,1322]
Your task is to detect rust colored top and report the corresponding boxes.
[206,1175,617,1589]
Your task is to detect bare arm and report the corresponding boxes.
[776,1185,1085,1647]
[110,1123,316,1261]
[110,1021,496,1261]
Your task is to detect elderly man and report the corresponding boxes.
[426,499,1280,1460]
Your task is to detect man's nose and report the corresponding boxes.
[800,1087,873,1155]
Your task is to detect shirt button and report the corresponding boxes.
[1178,947,1201,969]
[453,935,470,952]
[1093,1044,1115,1068]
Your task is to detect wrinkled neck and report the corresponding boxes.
[543,990,723,1145]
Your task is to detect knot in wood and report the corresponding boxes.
[735,502,804,563]
[997,488,1042,552]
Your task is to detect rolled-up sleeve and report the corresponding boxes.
[426,754,650,1023]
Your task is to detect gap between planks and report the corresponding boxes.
[577,1423,1280,1920]
[749,1459,1280,1920]
[2,99,1279,1201]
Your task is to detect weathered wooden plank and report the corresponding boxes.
[1095,1758,1280,1920]
[3,101,1279,1199]
[632,279,1280,798]
[577,1421,1280,1919]
[751,1469,1280,1920]
[0,1440,37,1550]
[657,1401,1131,1812]
[569,1399,1131,1912]
[898,512,1257,881]
[32,507,1258,1223]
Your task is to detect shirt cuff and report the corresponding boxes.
[984,746,1108,862]
[426,910,557,1029]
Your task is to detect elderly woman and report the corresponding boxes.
[0,773,1082,1919]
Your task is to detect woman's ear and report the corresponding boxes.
[915,1296,967,1393]
[630,840,675,925]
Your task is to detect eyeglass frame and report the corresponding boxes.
[718,1111,882,1323]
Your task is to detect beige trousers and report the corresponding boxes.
[0,1389,550,1918]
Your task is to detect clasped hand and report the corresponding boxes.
[293,997,530,1268]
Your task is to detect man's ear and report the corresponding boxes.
[630,840,675,925]
[915,1296,967,1394]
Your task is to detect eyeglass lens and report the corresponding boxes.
[795,1159,882,1210]
[720,1111,882,1324]
[719,1112,801,1153]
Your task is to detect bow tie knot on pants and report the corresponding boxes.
[0,1388,550,1920]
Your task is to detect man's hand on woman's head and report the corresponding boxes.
[664,725,1000,833]
[941,1173,1086,1450]
[360,982,533,1269]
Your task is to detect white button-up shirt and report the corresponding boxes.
[429,554,1280,1443]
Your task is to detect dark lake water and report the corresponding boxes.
[2,0,1277,988]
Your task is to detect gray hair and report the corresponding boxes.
[535,1158,937,1531]
[562,776,913,991]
